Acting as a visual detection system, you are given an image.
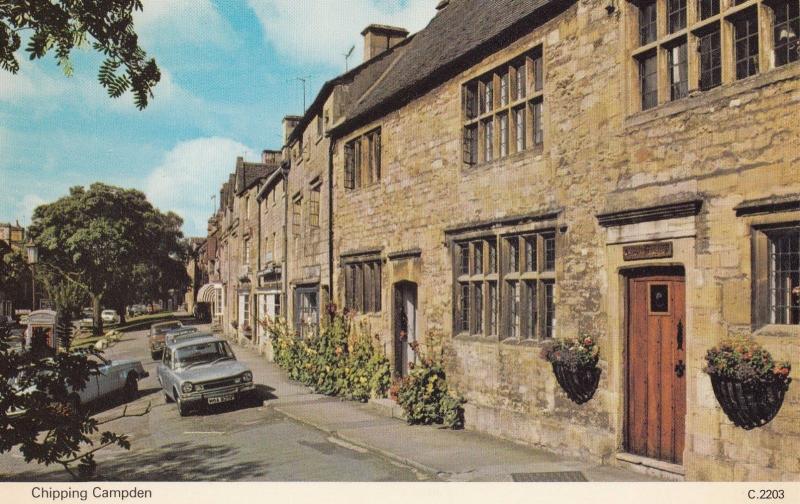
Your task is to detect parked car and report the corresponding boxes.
[78,308,94,328]
[101,309,120,325]
[156,335,254,416]
[7,354,148,419]
[127,305,145,318]
[163,327,202,346]
[148,320,183,360]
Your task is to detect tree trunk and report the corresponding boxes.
[92,294,104,336]
[115,302,126,325]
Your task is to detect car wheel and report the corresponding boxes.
[123,374,139,402]
[151,351,160,361]
[164,391,174,403]
[176,390,189,417]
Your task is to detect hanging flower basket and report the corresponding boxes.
[709,374,790,430]
[541,336,601,404]
[704,337,792,430]
[551,362,602,404]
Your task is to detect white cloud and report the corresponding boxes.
[247,0,437,67]
[134,0,236,49]
[145,137,258,236]
[0,61,63,102]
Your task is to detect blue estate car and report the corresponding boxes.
[156,335,254,416]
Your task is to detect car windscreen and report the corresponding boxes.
[154,322,182,335]
[174,341,233,367]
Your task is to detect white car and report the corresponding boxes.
[7,354,149,418]
[78,308,94,328]
[101,309,120,325]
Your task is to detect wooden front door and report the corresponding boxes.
[626,270,686,464]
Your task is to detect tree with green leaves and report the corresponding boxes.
[0,0,160,109]
[27,183,189,334]
[0,317,150,480]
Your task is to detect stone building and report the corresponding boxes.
[251,148,285,347]
[315,0,800,481]
[184,237,209,318]
[210,153,279,343]
[0,222,26,318]
[274,35,414,339]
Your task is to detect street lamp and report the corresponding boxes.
[25,241,38,311]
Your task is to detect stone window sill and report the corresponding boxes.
[500,337,541,347]
[453,333,499,343]
[461,147,545,174]
[752,324,800,339]
[625,62,800,130]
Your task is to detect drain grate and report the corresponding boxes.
[511,471,588,482]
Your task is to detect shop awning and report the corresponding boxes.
[197,283,220,303]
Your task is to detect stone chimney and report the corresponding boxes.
[282,115,302,146]
[361,24,408,62]
[261,150,280,165]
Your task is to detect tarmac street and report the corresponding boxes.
[0,319,657,482]
[0,322,422,482]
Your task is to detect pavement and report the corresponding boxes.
[227,327,660,482]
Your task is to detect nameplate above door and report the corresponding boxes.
[623,242,673,261]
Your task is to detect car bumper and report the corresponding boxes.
[180,383,254,406]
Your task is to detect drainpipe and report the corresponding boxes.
[256,185,262,343]
[282,161,290,320]
[327,138,335,309]
[257,185,262,273]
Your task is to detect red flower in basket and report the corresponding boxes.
[583,337,593,347]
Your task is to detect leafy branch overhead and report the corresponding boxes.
[0,0,160,109]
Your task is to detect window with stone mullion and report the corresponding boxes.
[768,227,800,325]
[698,26,722,91]
[344,260,382,314]
[773,0,800,68]
[455,238,494,336]
[639,1,658,46]
[667,0,687,33]
[499,232,555,340]
[472,282,484,335]
[458,282,470,333]
[544,281,555,338]
[733,11,760,80]
[697,0,719,20]
[461,47,543,166]
[668,41,689,100]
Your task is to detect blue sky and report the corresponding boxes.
[0,0,436,236]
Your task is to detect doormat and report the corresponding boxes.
[511,471,588,482]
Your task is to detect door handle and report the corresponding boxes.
[674,360,685,378]
[676,319,683,351]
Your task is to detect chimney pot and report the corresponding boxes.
[361,24,408,62]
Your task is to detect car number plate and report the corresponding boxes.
[208,395,235,405]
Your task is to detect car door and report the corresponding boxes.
[79,357,103,403]
[95,359,115,397]
[158,349,173,396]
